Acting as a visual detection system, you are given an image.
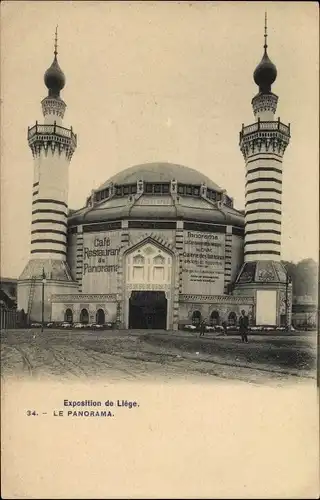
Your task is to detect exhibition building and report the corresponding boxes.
[18,22,292,330]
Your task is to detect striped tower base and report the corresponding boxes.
[244,152,283,261]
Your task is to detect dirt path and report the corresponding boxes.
[0,330,317,385]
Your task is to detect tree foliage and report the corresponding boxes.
[282,258,318,299]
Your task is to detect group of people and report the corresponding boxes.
[198,309,249,343]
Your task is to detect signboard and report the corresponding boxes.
[256,290,277,325]
[182,231,225,295]
[81,231,122,294]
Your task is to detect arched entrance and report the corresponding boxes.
[210,310,220,325]
[80,308,89,324]
[192,310,202,326]
[124,239,174,330]
[129,291,167,329]
[96,309,105,325]
[228,311,237,326]
[64,308,73,323]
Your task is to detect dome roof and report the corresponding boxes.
[253,50,277,94]
[44,56,65,97]
[97,162,223,192]
[68,162,244,228]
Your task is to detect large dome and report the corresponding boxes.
[97,162,223,192]
[68,161,244,227]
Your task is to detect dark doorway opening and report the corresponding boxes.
[192,310,202,327]
[96,309,105,325]
[80,308,89,324]
[64,308,73,323]
[228,311,237,326]
[210,310,220,326]
[129,291,167,330]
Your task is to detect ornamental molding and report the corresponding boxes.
[51,293,117,303]
[29,134,73,146]
[41,97,66,119]
[240,136,289,159]
[29,139,76,160]
[123,233,177,257]
[252,93,278,116]
[180,294,255,304]
[126,283,171,291]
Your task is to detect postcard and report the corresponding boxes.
[1,1,319,498]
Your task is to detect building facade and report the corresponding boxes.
[17,22,292,330]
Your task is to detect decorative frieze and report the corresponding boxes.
[126,283,171,291]
[51,293,117,303]
[180,294,254,304]
[41,97,66,119]
[252,93,278,117]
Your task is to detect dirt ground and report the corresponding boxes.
[0,328,317,385]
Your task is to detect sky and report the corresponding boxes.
[1,1,319,278]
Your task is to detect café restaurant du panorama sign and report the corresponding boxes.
[182,231,225,294]
[82,234,121,275]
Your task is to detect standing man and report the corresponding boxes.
[199,319,206,337]
[239,310,249,343]
[221,320,228,336]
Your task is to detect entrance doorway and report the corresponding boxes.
[64,308,73,323]
[210,310,220,325]
[80,308,89,324]
[129,291,167,330]
[96,309,105,325]
[192,310,202,327]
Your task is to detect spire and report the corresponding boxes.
[54,25,58,59]
[264,12,268,52]
[253,13,277,94]
[44,26,66,98]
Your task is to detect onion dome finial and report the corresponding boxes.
[44,26,66,98]
[253,13,277,94]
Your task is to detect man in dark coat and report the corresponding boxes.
[221,321,228,336]
[239,310,249,343]
[199,319,206,337]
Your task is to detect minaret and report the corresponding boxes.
[18,28,78,322]
[234,16,292,327]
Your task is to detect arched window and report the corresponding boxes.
[152,254,165,281]
[192,310,202,326]
[80,308,89,324]
[133,255,145,265]
[154,255,165,265]
[228,311,237,326]
[96,309,105,325]
[210,310,220,326]
[64,308,73,323]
